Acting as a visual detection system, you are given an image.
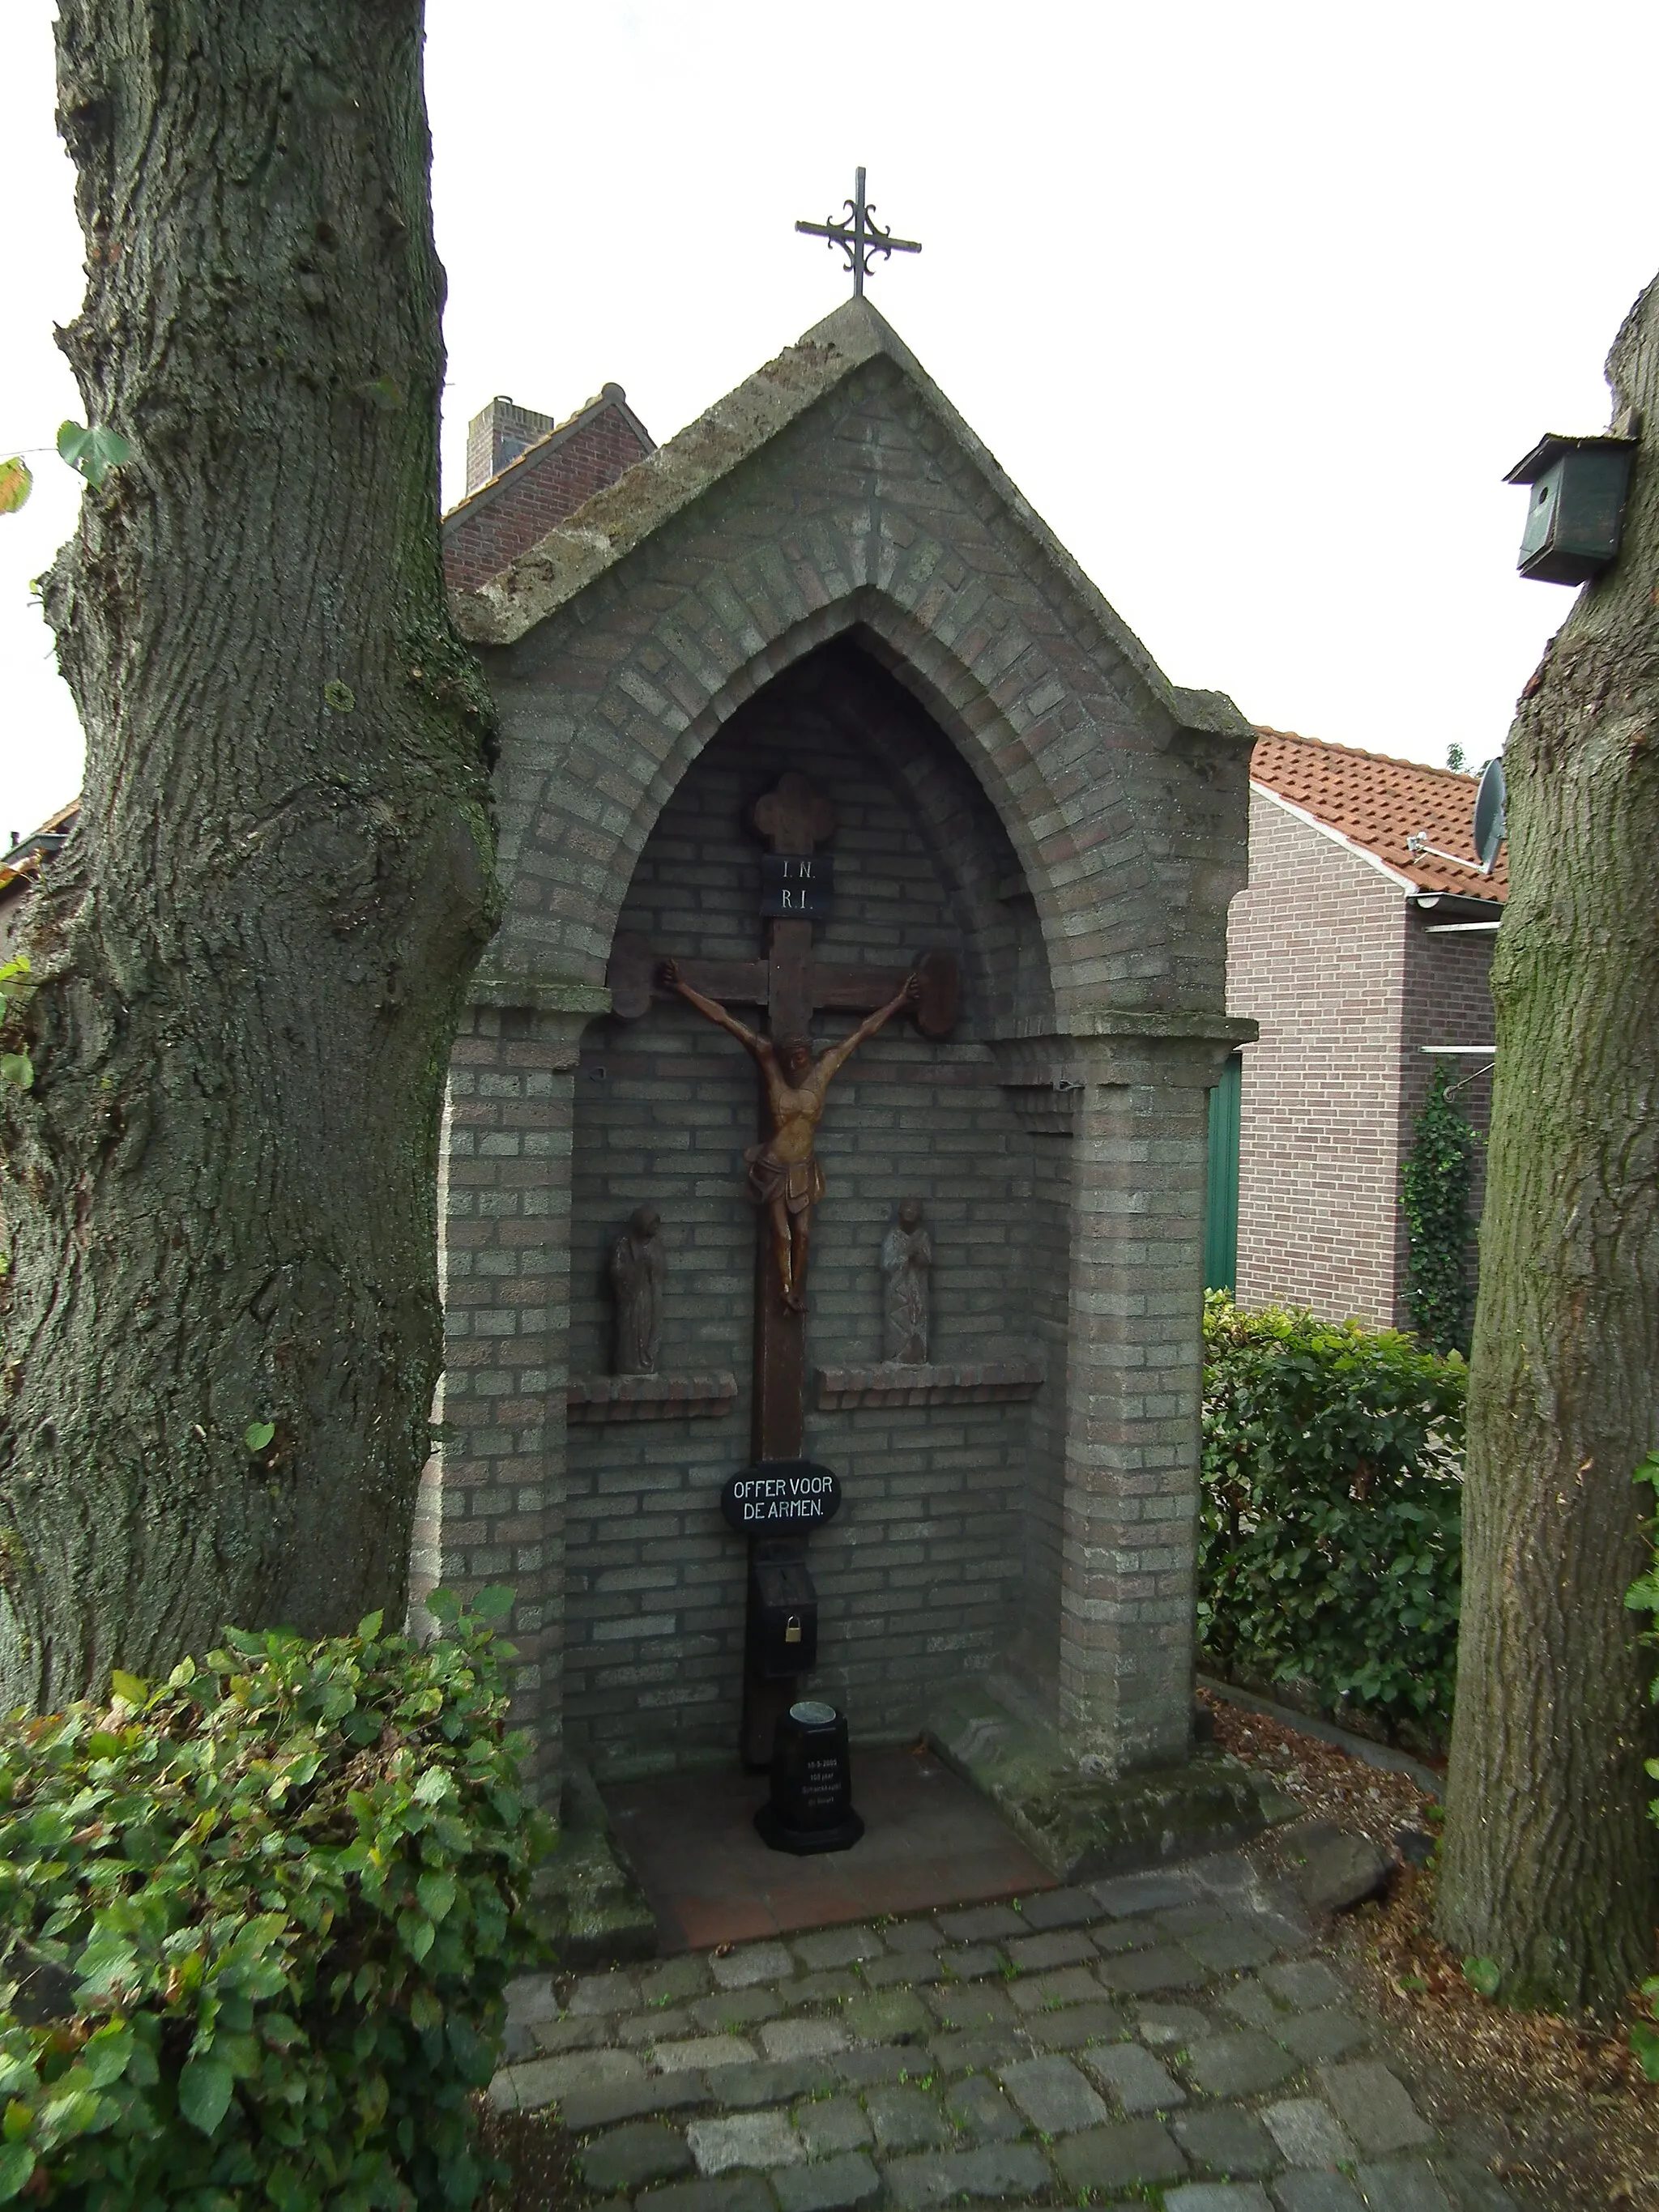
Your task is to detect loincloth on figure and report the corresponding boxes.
[744,1144,825,1215]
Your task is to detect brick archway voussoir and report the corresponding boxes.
[530,578,1154,1012]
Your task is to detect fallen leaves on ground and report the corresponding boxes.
[1202,1688,1433,1849]
[1205,1688,1659,2212]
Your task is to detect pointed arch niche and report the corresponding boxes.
[557,637,1067,1772]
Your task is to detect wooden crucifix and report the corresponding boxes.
[608,771,957,1764]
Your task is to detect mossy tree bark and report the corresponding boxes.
[0,2,497,1704]
[1436,275,1659,2010]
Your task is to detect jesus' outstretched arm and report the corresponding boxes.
[661,958,769,1060]
[812,972,919,1087]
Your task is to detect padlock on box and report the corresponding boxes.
[746,1554,818,1679]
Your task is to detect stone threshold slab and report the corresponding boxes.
[530,1693,1277,1967]
[928,1676,1272,1883]
[598,1745,1056,1954]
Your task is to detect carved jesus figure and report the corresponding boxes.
[662,959,919,1314]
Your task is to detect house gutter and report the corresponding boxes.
[1410,890,1503,931]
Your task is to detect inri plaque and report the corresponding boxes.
[760,851,834,920]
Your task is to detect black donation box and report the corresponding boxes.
[748,1554,818,1678]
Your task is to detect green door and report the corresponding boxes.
[1204,1053,1242,1295]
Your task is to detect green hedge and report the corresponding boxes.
[1199,1294,1466,1737]
[0,1588,549,2211]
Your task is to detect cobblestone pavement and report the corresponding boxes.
[491,1849,1520,2211]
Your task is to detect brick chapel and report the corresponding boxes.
[419,299,1256,1814]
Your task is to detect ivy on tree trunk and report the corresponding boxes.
[0,2,497,1705]
[1436,274,1659,2010]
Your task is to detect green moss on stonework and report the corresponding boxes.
[395,615,500,756]
[928,1682,1265,1882]
[527,1762,657,1967]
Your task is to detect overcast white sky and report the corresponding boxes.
[4,2,1657,842]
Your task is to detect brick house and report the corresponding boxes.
[0,805,78,958]
[441,385,655,594]
[1214,730,1506,1329]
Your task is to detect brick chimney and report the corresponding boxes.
[464,396,557,495]
[444,383,655,591]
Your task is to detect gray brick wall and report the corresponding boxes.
[1008,1128,1072,1696]
[430,1004,591,1796]
[1056,1038,1216,1770]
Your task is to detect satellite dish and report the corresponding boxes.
[1473,757,1506,875]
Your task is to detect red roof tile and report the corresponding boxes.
[0,800,79,896]
[1249,727,1506,901]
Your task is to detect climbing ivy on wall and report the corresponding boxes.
[1401,1065,1480,1355]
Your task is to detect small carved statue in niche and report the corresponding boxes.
[882,1196,932,1365]
[609,1205,665,1374]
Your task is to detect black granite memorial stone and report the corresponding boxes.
[754,1698,864,1855]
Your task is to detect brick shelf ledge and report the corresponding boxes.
[566,1372,739,1423]
[812,1358,1044,1411]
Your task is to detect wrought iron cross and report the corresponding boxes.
[795,167,922,298]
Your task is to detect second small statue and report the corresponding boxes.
[881,1197,932,1365]
[609,1205,666,1374]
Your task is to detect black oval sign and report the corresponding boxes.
[721,1460,842,1530]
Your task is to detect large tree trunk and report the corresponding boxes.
[0,2,497,1705]
[1436,276,1659,2011]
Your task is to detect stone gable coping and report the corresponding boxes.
[448,299,1255,762]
